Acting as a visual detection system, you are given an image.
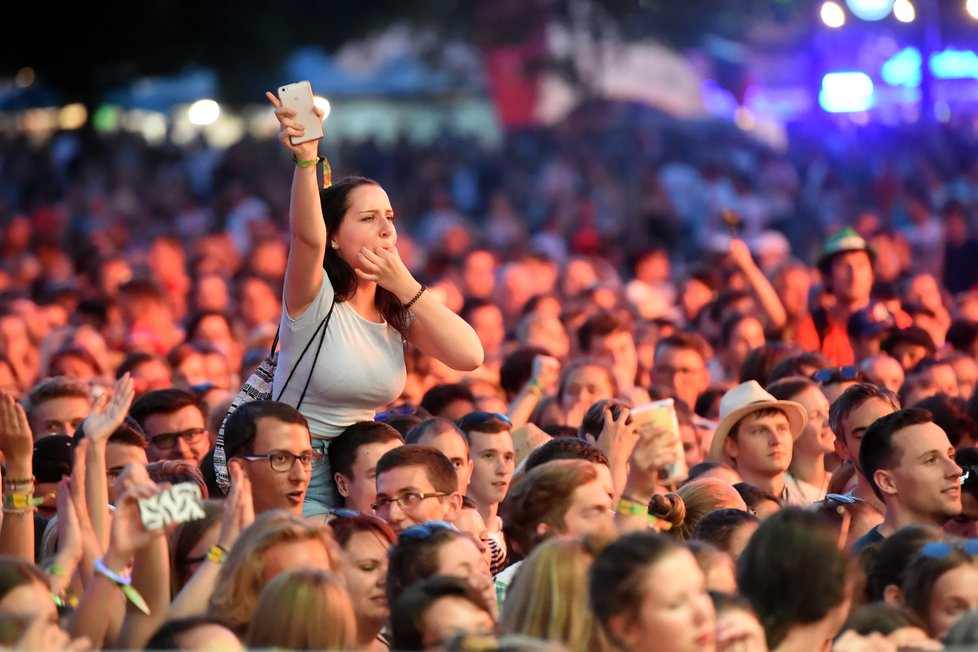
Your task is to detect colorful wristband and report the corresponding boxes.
[94,558,150,615]
[206,544,228,564]
[291,154,333,189]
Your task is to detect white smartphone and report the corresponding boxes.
[277,80,324,145]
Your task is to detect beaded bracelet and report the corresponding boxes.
[403,285,427,310]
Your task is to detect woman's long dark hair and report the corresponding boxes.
[321,176,411,336]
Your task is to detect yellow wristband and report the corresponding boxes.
[206,545,228,564]
[616,498,647,516]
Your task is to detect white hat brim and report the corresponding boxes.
[708,400,808,464]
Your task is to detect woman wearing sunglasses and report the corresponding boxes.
[386,521,496,620]
[902,538,978,641]
[265,94,483,518]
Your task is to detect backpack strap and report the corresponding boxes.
[274,297,336,404]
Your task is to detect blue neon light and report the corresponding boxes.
[882,47,922,87]
[881,47,978,87]
[819,72,875,113]
[930,49,978,80]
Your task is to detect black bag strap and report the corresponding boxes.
[274,297,336,406]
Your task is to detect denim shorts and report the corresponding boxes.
[302,438,341,518]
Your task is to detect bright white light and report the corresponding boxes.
[893,0,915,22]
[968,0,978,19]
[845,0,895,20]
[820,72,875,113]
[188,99,220,126]
[313,96,331,121]
[821,1,847,28]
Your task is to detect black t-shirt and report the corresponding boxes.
[851,523,885,554]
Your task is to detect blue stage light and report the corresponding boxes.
[881,47,922,87]
[845,0,895,20]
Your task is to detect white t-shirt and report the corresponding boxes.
[273,270,406,438]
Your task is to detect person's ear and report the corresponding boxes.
[874,469,898,497]
[229,458,249,481]
[445,492,463,522]
[883,583,904,606]
[834,437,851,462]
[334,473,350,498]
[606,612,637,652]
[723,435,738,462]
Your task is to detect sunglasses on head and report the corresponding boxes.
[375,404,422,422]
[399,520,455,541]
[812,366,862,385]
[920,539,978,559]
[456,411,512,431]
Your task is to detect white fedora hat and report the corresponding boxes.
[708,380,808,463]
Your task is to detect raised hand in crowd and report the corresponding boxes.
[169,461,253,620]
[508,354,561,428]
[82,373,136,548]
[0,391,36,561]
[593,405,639,500]
[71,464,164,649]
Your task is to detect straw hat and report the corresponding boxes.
[708,381,808,463]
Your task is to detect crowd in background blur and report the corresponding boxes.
[1,104,978,651]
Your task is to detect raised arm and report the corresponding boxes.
[169,462,254,619]
[83,373,135,550]
[265,91,328,319]
[357,248,484,370]
[0,392,36,562]
[728,238,787,331]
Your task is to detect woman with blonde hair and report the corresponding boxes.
[206,511,332,637]
[245,568,356,650]
[499,534,610,652]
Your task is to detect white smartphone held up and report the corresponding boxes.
[277,80,324,145]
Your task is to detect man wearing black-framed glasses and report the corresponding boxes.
[223,400,315,516]
[374,444,461,533]
[130,388,210,465]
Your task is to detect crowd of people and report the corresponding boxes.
[1,93,978,651]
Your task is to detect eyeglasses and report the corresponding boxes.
[238,451,323,473]
[371,491,451,512]
[825,493,863,505]
[456,411,512,432]
[920,539,978,559]
[812,366,862,385]
[399,520,455,540]
[150,427,207,451]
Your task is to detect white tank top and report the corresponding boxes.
[273,270,406,438]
